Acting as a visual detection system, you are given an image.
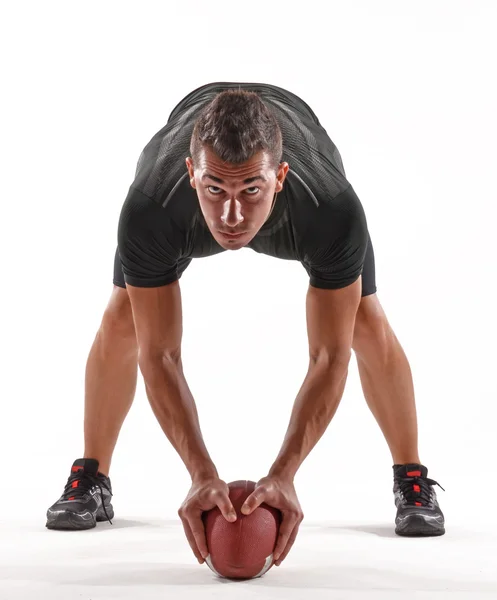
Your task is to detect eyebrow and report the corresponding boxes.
[201,174,268,184]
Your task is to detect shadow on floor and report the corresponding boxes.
[317,523,399,538]
[1,562,495,593]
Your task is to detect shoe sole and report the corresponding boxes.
[46,506,114,531]
[395,514,445,537]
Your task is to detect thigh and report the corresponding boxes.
[361,231,377,297]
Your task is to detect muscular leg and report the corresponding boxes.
[352,293,421,464]
[83,285,138,476]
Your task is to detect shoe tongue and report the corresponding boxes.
[71,458,99,476]
[394,463,428,478]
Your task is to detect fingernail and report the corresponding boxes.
[229,512,237,521]
[241,505,249,514]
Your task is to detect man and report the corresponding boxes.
[46,82,445,566]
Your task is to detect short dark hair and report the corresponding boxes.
[190,89,283,171]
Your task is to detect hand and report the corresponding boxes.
[241,476,304,566]
[178,477,237,564]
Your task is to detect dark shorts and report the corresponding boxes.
[113,231,377,297]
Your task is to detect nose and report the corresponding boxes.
[221,197,244,228]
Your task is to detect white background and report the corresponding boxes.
[1,0,496,532]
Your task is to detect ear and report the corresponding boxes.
[185,157,196,188]
[275,162,290,193]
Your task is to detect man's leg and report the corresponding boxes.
[46,284,138,530]
[352,293,445,535]
[351,293,420,464]
[83,285,138,476]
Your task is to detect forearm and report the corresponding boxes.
[269,355,350,481]
[140,358,218,482]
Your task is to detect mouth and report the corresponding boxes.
[218,231,247,240]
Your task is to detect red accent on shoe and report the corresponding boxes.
[415,502,422,506]
[68,496,75,501]
[413,484,421,492]
[71,481,79,488]
[407,470,422,477]
[72,466,84,473]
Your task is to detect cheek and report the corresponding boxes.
[246,200,272,225]
[197,197,216,220]
[256,197,275,219]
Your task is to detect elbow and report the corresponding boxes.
[309,346,352,371]
[138,346,182,380]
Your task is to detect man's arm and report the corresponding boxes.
[268,276,362,480]
[240,276,362,565]
[126,280,218,482]
[127,281,238,563]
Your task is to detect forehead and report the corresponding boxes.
[196,147,273,181]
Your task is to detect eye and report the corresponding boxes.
[207,186,223,195]
[245,187,260,195]
[205,185,261,198]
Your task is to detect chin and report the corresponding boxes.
[219,240,247,250]
[215,232,254,250]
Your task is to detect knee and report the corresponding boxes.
[353,294,390,352]
[100,286,136,339]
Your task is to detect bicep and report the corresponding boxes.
[127,281,183,364]
[306,277,362,365]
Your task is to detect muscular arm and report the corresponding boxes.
[126,281,218,482]
[268,277,362,480]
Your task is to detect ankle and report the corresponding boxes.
[392,456,421,466]
[83,453,110,477]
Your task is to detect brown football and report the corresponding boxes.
[202,480,281,580]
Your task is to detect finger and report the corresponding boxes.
[179,515,205,564]
[273,514,299,562]
[211,489,237,522]
[188,514,209,560]
[274,521,300,566]
[241,488,266,515]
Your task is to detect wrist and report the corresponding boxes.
[268,457,299,482]
[190,463,219,484]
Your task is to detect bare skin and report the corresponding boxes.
[83,286,138,476]
[352,294,420,464]
[185,148,289,251]
[83,288,420,477]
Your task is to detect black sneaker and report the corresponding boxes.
[46,458,114,530]
[393,463,445,536]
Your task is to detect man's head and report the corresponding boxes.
[186,89,289,250]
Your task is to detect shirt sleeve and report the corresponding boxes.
[117,186,183,287]
[302,184,369,290]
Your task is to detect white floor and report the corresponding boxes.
[1,517,496,600]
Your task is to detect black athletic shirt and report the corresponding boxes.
[117,82,369,289]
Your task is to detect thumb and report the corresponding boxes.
[241,489,265,515]
[218,497,237,523]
